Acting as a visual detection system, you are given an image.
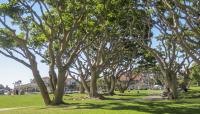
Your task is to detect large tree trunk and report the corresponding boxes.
[32,69,51,105]
[108,75,116,95]
[80,83,85,94]
[181,72,190,92]
[80,75,90,93]
[52,70,66,105]
[49,69,57,93]
[166,71,178,99]
[48,41,57,93]
[27,50,51,105]
[89,72,99,98]
[104,76,111,92]
[117,79,131,94]
[183,75,190,88]
[117,82,125,93]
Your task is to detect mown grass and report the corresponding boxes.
[0,94,44,108]
[0,87,200,114]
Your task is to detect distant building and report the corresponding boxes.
[119,72,156,90]
[15,77,80,94]
[15,77,52,93]
[64,78,80,92]
[30,77,52,92]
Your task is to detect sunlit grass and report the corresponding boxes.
[0,87,200,114]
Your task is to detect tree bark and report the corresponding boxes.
[89,73,98,98]
[181,71,190,92]
[32,69,51,105]
[80,75,90,93]
[117,79,131,94]
[26,49,51,105]
[49,68,57,93]
[80,83,85,94]
[166,71,178,99]
[104,76,111,92]
[108,75,116,95]
[52,70,66,105]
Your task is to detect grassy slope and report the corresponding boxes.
[0,87,200,114]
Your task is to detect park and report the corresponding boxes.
[0,87,200,114]
[0,0,200,114]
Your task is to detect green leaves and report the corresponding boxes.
[0,29,15,48]
[30,33,47,47]
[0,2,24,18]
[95,3,104,13]
[190,64,200,82]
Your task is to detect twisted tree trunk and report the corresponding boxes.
[52,70,66,105]
[80,75,90,93]
[31,68,51,105]
[26,52,51,105]
[89,71,98,98]
[166,71,178,99]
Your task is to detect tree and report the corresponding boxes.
[190,63,200,86]
[140,35,190,99]
[69,41,110,98]
[0,0,99,105]
[150,65,165,87]
[178,58,193,92]
[13,80,22,88]
[111,1,177,99]
[116,0,194,99]
[0,84,4,89]
[147,0,200,63]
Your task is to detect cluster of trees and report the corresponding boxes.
[0,84,10,90]
[0,0,199,105]
[0,84,4,89]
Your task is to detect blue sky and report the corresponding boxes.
[0,54,33,87]
[0,54,49,88]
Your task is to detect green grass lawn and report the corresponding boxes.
[0,87,200,114]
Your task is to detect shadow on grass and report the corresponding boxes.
[114,93,149,96]
[81,101,199,114]
[103,96,143,101]
[41,90,200,114]
[43,98,200,114]
[179,90,200,99]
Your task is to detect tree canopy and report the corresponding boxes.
[0,0,200,104]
